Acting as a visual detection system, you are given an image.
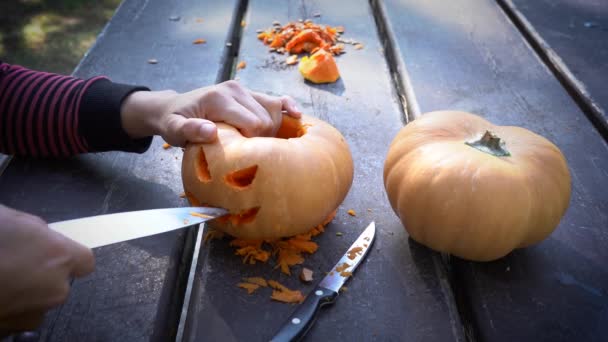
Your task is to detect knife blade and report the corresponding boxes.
[270,221,376,342]
[49,207,228,249]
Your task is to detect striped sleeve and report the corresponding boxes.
[0,62,153,157]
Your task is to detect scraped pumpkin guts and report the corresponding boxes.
[347,246,364,260]
[224,165,258,189]
[230,239,270,264]
[206,209,335,275]
[276,116,310,139]
[268,280,305,304]
[196,147,211,182]
[237,282,260,294]
[340,271,352,277]
[218,207,260,226]
[237,277,303,303]
[243,277,268,287]
[336,262,351,273]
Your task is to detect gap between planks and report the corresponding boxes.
[0,155,11,177]
[175,224,204,342]
[369,0,421,122]
[175,1,250,341]
[496,0,608,142]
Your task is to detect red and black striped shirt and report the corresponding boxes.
[0,61,152,157]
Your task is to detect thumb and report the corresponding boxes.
[164,115,218,146]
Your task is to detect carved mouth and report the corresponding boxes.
[217,207,260,226]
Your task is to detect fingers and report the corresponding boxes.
[164,80,303,140]
[220,102,269,138]
[280,95,302,118]
[247,91,283,137]
[234,93,276,137]
[68,241,95,278]
[163,115,218,146]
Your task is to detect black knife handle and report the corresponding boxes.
[270,286,338,342]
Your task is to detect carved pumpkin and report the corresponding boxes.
[383,111,571,261]
[182,115,353,240]
[298,49,340,84]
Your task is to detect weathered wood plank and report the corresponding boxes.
[182,1,465,341]
[504,0,608,136]
[382,0,608,341]
[0,0,240,340]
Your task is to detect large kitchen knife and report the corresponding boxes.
[49,207,228,249]
[270,221,376,342]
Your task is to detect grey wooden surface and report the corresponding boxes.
[182,1,465,341]
[382,0,608,341]
[0,0,240,340]
[507,0,608,135]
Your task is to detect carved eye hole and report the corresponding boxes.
[218,207,260,225]
[224,165,258,189]
[196,147,211,182]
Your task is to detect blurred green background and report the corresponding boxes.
[0,0,121,74]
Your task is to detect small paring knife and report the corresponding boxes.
[270,221,376,342]
[49,207,228,248]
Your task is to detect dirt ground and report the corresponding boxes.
[0,0,121,75]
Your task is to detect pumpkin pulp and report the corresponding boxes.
[465,130,511,157]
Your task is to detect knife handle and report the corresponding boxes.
[270,286,338,342]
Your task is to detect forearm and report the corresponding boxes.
[120,89,177,139]
[0,61,153,157]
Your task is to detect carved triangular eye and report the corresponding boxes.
[196,147,211,182]
[224,165,258,189]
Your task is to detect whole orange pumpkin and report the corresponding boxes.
[182,115,353,239]
[383,111,571,261]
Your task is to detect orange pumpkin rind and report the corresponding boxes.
[298,49,340,84]
[182,115,353,240]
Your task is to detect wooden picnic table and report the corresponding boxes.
[1,0,606,341]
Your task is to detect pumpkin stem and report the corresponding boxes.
[465,130,511,157]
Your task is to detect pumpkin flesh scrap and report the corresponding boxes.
[243,277,268,287]
[190,212,213,219]
[347,246,363,260]
[220,209,335,274]
[237,282,260,294]
[268,280,304,304]
[257,20,342,56]
[298,49,340,84]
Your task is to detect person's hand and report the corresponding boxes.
[0,205,95,335]
[120,80,302,146]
